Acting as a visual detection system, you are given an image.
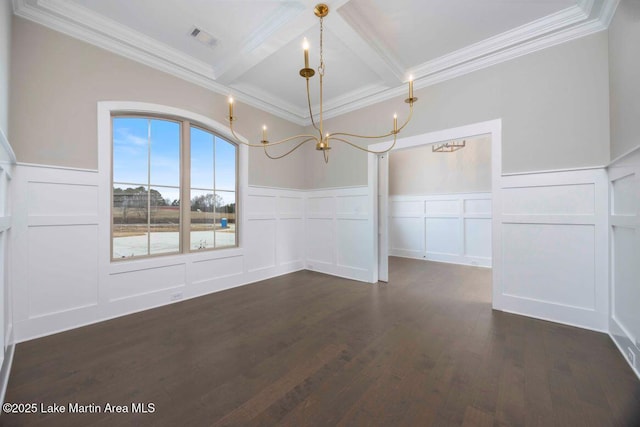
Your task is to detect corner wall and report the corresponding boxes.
[608,148,640,378]
[608,0,640,160]
[0,0,15,405]
[607,0,640,379]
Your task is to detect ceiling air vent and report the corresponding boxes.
[190,27,218,48]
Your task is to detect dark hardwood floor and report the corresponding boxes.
[3,257,640,426]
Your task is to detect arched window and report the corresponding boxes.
[111,114,238,260]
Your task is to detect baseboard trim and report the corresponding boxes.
[609,332,640,381]
[609,317,640,381]
[495,307,608,334]
[0,327,15,405]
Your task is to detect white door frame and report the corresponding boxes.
[378,153,389,282]
[368,119,502,309]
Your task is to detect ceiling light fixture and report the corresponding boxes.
[432,140,466,153]
[226,3,417,163]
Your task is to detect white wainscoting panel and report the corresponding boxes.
[13,165,101,339]
[245,187,305,279]
[244,219,277,272]
[502,183,595,215]
[190,255,244,287]
[27,182,97,216]
[608,147,640,379]
[336,219,369,271]
[12,162,306,342]
[306,218,334,265]
[27,225,99,317]
[464,218,491,258]
[389,193,492,267]
[305,187,375,283]
[391,217,424,257]
[277,219,305,266]
[109,263,186,302]
[497,169,608,332]
[502,223,595,309]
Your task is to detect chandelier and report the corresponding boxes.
[432,140,466,152]
[226,3,417,163]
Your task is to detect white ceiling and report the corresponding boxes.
[13,0,617,125]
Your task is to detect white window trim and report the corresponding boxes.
[97,101,249,276]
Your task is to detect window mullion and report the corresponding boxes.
[147,118,151,256]
[213,136,216,249]
[181,120,191,253]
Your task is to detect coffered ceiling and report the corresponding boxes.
[13,0,618,125]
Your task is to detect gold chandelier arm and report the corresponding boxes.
[228,123,265,148]
[263,134,320,147]
[328,130,395,140]
[229,122,318,147]
[263,138,316,159]
[330,132,397,155]
[328,104,414,140]
[396,103,415,133]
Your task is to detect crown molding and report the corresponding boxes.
[577,0,597,16]
[12,0,308,125]
[335,5,406,80]
[211,2,306,79]
[598,0,621,27]
[318,7,612,122]
[37,0,215,77]
[410,3,590,79]
[228,82,308,124]
[12,0,620,127]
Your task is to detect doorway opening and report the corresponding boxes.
[369,119,502,308]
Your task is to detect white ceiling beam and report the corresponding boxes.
[213,2,311,84]
[216,0,353,85]
[325,10,404,86]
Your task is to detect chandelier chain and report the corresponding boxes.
[319,17,325,76]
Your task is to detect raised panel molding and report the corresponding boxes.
[27,182,98,216]
[12,163,306,342]
[497,168,608,332]
[390,193,492,268]
[608,146,640,379]
[28,224,99,317]
[502,183,595,215]
[305,187,375,283]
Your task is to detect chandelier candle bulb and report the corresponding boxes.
[409,76,414,99]
[303,38,310,68]
[393,114,397,132]
[262,125,267,141]
[228,97,234,119]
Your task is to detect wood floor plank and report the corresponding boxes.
[3,258,639,426]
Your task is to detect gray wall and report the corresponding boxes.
[305,32,610,189]
[609,0,640,160]
[0,1,11,138]
[389,135,491,196]
[8,17,614,190]
[9,17,307,189]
